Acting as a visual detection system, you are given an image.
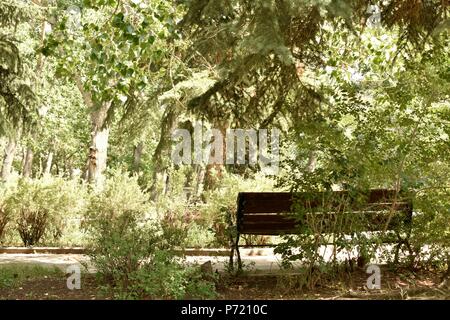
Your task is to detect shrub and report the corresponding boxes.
[408,189,450,270]
[185,223,215,248]
[5,177,86,246]
[128,251,216,299]
[200,172,276,247]
[0,183,11,240]
[0,206,7,241]
[0,180,17,242]
[84,172,216,299]
[154,194,194,247]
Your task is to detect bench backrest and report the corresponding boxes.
[237,190,412,235]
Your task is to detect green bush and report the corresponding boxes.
[408,189,450,269]
[5,177,86,246]
[128,251,216,299]
[153,194,193,247]
[84,172,216,299]
[185,223,216,248]
[0,179,17,242]
[200,172,276,247]
[0,206,7,241]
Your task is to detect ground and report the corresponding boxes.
[0,262,448,300]
[0,273,103,300]
[217,267,449,300]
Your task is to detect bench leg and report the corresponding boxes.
[235,232,242,271]
[403,237,414,268]
[394,241,401,264]
[229,247,234,272]
[394,229,404,264]
[394,232,413,265]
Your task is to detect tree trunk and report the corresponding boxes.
[22,147,34,178]
[306,151,317,173]
[204,121,227,191]
[20,148,26,172]
[1,137,17,181]
[43,151,53,176]
[163,171,170,195]
[132,141,144,173]
[38,154,43,177]
[87,104,110,186]
[75,76,111,186]
[150,108,179,199]
[194,164,206,199]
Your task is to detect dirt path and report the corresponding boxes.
[0,253,288,273]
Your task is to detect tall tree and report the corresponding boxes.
[0,0,42,179]
[1,135,18,180]
[22,0,49,178]
[45,0,181,185]
[0,0,38,136]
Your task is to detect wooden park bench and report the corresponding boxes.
[230,189,413,270]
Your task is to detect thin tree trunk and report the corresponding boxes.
[132,141,144,173]
[306,151,317,173]
[43,151,53,176]
[150,108,179,199]
[163,171,170,195]
[194,165,206,198]
[183,168,195,201]
[20,147,26,171]
[38,154,43,177]
[23,147,34,178]
[1,137,17,181]
[204,121,227,191]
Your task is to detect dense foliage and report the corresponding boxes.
[0,0,448,294]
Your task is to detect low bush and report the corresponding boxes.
[84,172,216,299]
[127,251,216,299]
[5,177,86,246]
[407,189,450,271]
[0,180,17,242]
[200,172,276,247]
[185,223,215,248]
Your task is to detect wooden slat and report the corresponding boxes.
[241,224,299,235]
[240,214,409,235]
[237,193,293,214]
[242,214,298,223]
[237,190,411,214]
[238,204,411,235]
